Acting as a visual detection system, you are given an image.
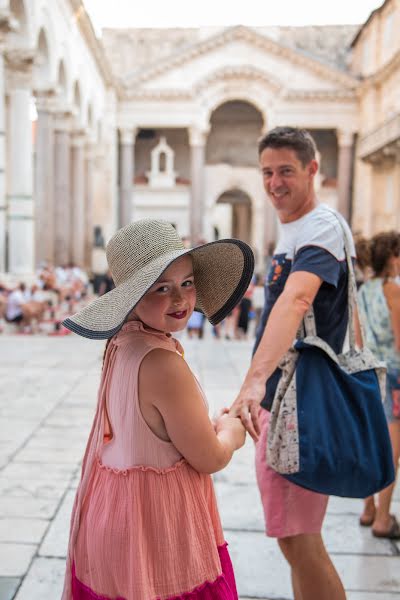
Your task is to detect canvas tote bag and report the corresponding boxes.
[266,213,395,498]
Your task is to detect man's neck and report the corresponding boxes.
[278,196,317,224]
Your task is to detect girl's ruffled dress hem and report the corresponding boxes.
[72,544,237,600]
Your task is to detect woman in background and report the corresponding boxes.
[357,232,400,539]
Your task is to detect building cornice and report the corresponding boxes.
[123,85,357,105]
[68,0,120,93]
[123,25,358,91]
[124,89,193,101]
[284,89,357,102]
[360,48,400,89]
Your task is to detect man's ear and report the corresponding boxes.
[308,159,318,177]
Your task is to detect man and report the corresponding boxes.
[230,127,355,600]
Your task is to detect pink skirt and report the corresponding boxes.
[72,543,238,600]
[255,409,329,538]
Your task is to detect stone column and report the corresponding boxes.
[337,130,355,222]
[84,141,95,269]
[71,132,86,267]
[53,113,71,266]
[189,126,208,245]
[35,93,54,265]
[119,128,136,227]
[5,51,34,275]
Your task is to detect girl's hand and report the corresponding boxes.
[215,414,246,450]
[212,407,229,430]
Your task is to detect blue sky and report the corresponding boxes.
[83,0,382,31]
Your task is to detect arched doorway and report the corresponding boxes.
[216,188,252,243]
[205,100,263,249]
[206,100,264,167]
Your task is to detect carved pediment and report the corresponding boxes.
[123,25,358,93]
[195,66,283,94]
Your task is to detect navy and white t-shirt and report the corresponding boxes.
[255,203,356,410]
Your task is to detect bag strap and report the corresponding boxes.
[298,207,363,352]
[326,208,365,352]
[298,306,316,339]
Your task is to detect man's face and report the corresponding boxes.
[260,147,318,222]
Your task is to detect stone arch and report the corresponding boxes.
[33,28,51,90]
[73,80,83,126]
[215,188,252,243]
[73,81,81,108]
[57,59,68,95]
[87,103,93,129]
[206,100,264,168]
[196,67,280,129]
[96,120,102,143]
[9,0,28,40]
[34,6,59,84]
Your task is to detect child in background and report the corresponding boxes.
[61,219,254,600]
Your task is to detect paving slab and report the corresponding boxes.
[227,530,292,599]
[13,558,65,600]
[216,482,265,532]
[0,518,48,544]
[323,513,396,556]
[15,446,84,464]
[333,554,400,593]
[1,462,77,482]
[39,491,74,558]
[0,577,21,600]
[0,477,67,500]
[0,496,60,520]
[0,543,36,577]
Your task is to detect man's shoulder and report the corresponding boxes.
[295,205,353,261]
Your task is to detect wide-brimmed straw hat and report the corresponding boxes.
[63,219,254,339]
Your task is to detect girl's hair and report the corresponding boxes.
[357,232,400,276]
[354,236,371,272]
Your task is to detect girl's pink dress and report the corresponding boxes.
[62,321,238,600]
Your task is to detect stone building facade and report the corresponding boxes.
[105,24,359,271]
[351,0,400,236]
[0,0,397,278]
[0,0,116,277]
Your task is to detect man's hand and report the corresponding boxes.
[229,379,266,441]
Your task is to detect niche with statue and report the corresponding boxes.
[146,136,177,188]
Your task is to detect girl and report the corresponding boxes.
[62,218,254,600]
[357,231,400,539]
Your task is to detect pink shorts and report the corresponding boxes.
[255,409,329,539]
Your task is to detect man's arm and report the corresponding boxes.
[230,270,322,440]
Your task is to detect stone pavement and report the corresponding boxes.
[0,329,399,600]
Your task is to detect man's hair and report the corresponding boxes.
[258,127,317,166]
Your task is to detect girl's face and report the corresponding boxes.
[131,255,196,333]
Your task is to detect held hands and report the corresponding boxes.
[229,379,266,442]
[214,409,246,451]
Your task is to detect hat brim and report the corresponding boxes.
[63,239,254,340]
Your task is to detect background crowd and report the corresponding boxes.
[1,230,400,344]
[0,263,90,335]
